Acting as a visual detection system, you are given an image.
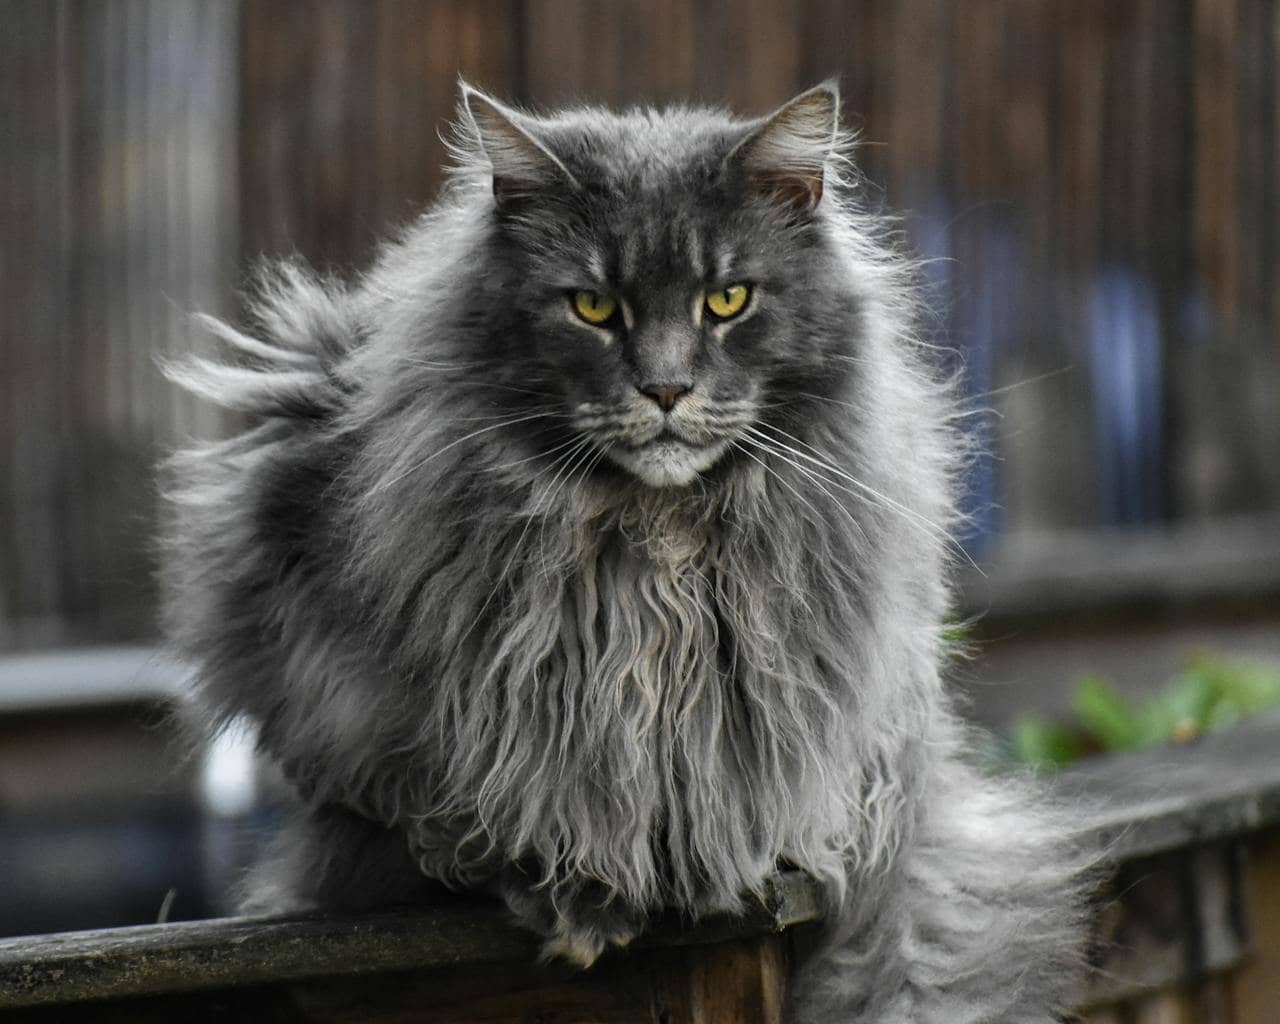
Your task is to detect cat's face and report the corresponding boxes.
[460,86,854,488]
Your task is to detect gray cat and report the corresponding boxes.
[163,82,1090,1021]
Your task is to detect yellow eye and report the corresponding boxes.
[572,290,618,325]
[705,284,751,320]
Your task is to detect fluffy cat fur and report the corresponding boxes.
[163,83,1090,1021]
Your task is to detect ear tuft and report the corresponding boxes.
[459,84,579,206]
[728,83,840,212]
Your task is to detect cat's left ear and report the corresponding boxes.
[459,83,580,207]
[726,83,840,213]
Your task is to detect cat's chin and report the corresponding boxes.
[609,437,729,488]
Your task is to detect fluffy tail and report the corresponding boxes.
[789,759,1093,1023]
[163,260,356,422]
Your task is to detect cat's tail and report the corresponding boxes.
[164,260,356,421]
[790,756,1095,1024]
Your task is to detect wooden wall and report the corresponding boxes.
[0,0,239,648]
[2,0,1278,647]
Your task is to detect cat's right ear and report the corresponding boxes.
[459,84,580,207]
[725,82,841,214]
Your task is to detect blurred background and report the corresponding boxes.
[1,0,1277,937]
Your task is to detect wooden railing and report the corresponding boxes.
[1065,708,1280,1022]
[4,712,1280,1022]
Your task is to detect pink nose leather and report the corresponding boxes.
[641,384,688,410]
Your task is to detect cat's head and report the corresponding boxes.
[443,83,863,489]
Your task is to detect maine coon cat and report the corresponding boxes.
[164,82,1089,1022]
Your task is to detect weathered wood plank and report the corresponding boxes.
[0,934,801,1023]
[1080,844,1248,1008]
[1058,709,1280,861]
[660,936,789,1024]
[1131,990,1192,1024]
[1194,0,1239,332]
[1227,831,1280,1021]
[0,872,820,1010]
[958,514,1280,625]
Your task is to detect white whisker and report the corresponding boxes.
[536,440,605,580]
[729,440,828,533]
[447,404,564,424]
[458,435,596,648]
[372,411,561,493]
[489,434,587,473]
[747,422,981,573]
[734,433,871,547]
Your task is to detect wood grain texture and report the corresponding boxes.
[0,871,819,1010]
[1080,844,1248,1009]
[1079,1010,1123,1024]
[659,936,788,1024]
[0,0,239,648]
[0,934,796,1023]
[1059,709,1280,860]
[1227,831,1280,1022]
[1193,0,1239,331]
[4,0,1280,646]
[1131,990,1192,1024]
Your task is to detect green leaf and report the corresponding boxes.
[1073,676,1142,752]
[1187,653,1280,717]
[1161,669,1220,737]
[1133,695,1179,747]
[1012,716,1080,771]
[1000,652,1280,773]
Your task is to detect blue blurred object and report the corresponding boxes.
[1088,267,1165,526]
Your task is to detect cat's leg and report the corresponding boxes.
[238,802,450,914]
[411,807,649,965]
[493,859,651,968]
[241,801,644,965]
[787,764,1092,1024]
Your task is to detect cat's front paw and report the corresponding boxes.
[540,914,640,968]
[498,861,647,969]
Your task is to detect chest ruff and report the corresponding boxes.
[419,514,861,912]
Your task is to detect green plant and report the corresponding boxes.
[1003,652,1280,771]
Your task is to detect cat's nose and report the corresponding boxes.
[640,383,690,411]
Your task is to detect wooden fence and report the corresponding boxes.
[2,0,1278,647]
[1,0,239,648]
[4,710,1280,1022]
